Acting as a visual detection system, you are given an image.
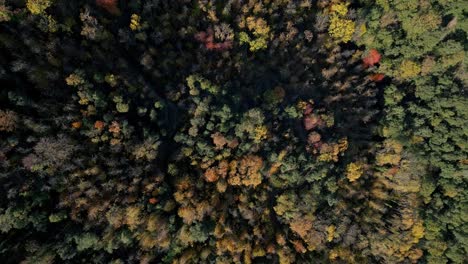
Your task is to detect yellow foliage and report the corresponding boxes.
[329,248,355,263]
[330,2,349,16]
[277,248,295,264]
[346,162,364,182]
[77,90,89,105]
[376,140,403,166]
[359,23,367,36]
[278,149,288,161]
[138,231,159,249]
[26,0,53,15]
[130,14,141,31]
[178,206,197,224]
[326,225,336,242]
[328,3,355,43]
[385,139,403,153]
[399,60,421,79]
[146,213,163,232]
[125,206,142,230]
[338,137,348,152]
[377,154,400,166]
[318,138,347,162]
[65,73,84,86]
[246,16,270,37]
[216,235,249,255]
[411,221,425,243]
[329,250,339,261]
[269,149,288,175]
[239,16,270,51]
[371,186,389,200]
[329,16,355,43]
[318,145,337,162]
[401,209,416,230]
[253,125,268,142]
[297,100,308,110]
[252,245,266,257]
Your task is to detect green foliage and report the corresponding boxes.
[74,233,100,251]
[113,96,129,113]
[0,207,31,233]
[358,0,468,262]
[186,74,219,95]
[48,212,67,223]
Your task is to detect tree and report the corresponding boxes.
[363,49,381,68]
[26,0,53,15]
[0,110,18,132]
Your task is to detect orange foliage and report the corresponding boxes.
[94,120,105,130]
[205,157,263,187]
[228,155,264,187]
[289,218,313,238]
[71,121,82,129]
[291,240,307,253]
[203,160,229,183]
[204,167,219,182]
[108,121,120,134]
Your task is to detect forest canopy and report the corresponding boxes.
[0,0,467,263]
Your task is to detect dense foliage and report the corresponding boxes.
[0,0,466,263]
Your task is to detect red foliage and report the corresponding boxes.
[96,0,120,15]
[362,49,381,68]
[195,28,233,52]
[370,73,385,82]
[149,197,158,204]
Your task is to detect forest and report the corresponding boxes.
[0,0,466,263]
